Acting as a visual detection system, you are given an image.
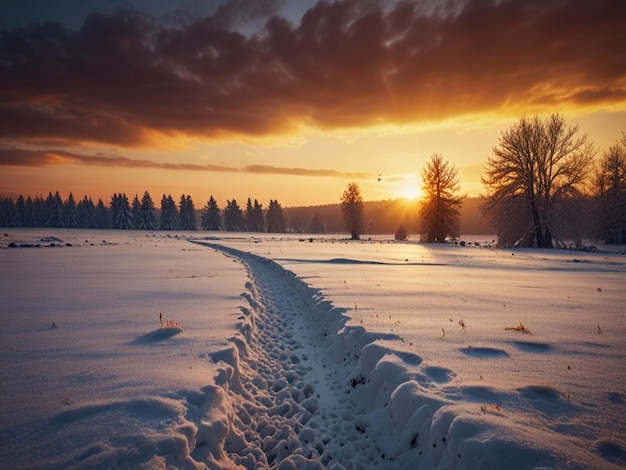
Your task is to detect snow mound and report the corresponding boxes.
[133,326,184,344]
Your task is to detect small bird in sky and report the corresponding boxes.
[377,174,382,182]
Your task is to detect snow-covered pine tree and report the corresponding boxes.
[179,194,197,230]
[46,191,65,228]
[24,196,37,227]
[15,195,26,226]
[131,194,141,228]
[94,199,109,228]
[244,198,264,231]
[159,194,179,230]
[201,196,221,230]
[29,196,46,227]
[64,193,79,228]
[224,199,245,231]
[110,193,133,229]
[136,191,157,230]
[0,197,21,227]
[77,196,96,228]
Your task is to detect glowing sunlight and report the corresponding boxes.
[397,184,422,201]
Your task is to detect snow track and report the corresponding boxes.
[193,242,455,469]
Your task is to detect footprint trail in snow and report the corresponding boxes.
[193,242,452,469]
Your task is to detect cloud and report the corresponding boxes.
[0,146,369,178]
[245,164,368,178]
[0,0,624,147]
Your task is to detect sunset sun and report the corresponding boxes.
[397,185,421,201]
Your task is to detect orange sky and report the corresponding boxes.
[1,0,625,207]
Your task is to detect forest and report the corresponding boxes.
[0,189,487,237]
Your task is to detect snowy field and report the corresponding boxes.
[1,229,625,469]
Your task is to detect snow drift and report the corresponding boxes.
[1,230,624,469]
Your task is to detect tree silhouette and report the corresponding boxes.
[77,196,96,228]
[179,194,197,230]
[266,199,286,233]
[202,196,221,230]
[482,114,594,248]
[131,194,141,228]
[341,182,365,240]
[15,195,26,226]
[246,198,265,232]
[0,197,20,227]
[136,191,157,230]
[46,191,64,228]
[110,193,133,229]
[224,199,245,231]
[159,194,179,230]
[94,199,109,229]
[395,224,408,241]
[63,193,78,228]
[418,154,463,243]
[593,134,626,244]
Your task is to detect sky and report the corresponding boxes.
[1,0,625,207]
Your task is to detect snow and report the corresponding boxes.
[1,229,625,469]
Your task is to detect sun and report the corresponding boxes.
[397,185,421,201]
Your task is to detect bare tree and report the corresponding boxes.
[341,182,365,240]
[418,154,464,243]
[481,114,595,248]
[592,134,626,244]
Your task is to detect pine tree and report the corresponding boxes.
[94,199,109,229]
[201,196,221,230]
[136,191,157,230]
[110,193,133,229]
[418,154,463,243]
[77,196,96,228]
[245,198,254,231]
[395,224,408,241]
[159,194,179,230]
[15,195,26,226]
[29,196,46,227]
[224,199,245,231]
[340,184,364,240]
[0,197,21,227]
[24,196,37,227]
[46,191,65,227]
[245,198,264,232]
[179,194,197,230]
[64,193,78,228]
[253,199,265,232]
[267,199,286,233]
[131,194,141,228]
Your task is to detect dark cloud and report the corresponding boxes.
[0,146,367,178]
[1,0,624,147]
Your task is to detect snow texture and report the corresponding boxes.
[1,229,625,469]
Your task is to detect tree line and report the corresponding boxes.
[2,114,625,247]
[0,191,288,233]
[340,114,625,247]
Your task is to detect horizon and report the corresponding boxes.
[1,0,625,206]
[1,189,487,209]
